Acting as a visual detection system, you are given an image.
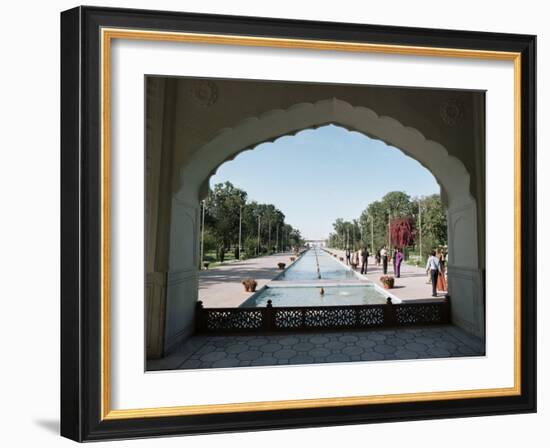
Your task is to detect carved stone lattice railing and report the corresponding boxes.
[195,298,450,334]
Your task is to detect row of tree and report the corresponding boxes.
[202,182,305,263]
[327,191,447,259]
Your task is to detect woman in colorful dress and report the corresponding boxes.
[436,250,448,292]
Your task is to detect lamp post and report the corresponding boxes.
[276,224,279,253]
[200,200,206,269]
[387,210,392,248]
[257,214,261,256]
[369,214,374,253]
[418,202,423,259]
[268,220,271,252]
[238,204,242,259]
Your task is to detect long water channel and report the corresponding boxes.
[242,247,388,307]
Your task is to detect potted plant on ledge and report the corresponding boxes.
[242,278,258,292]
[380,275,395,289]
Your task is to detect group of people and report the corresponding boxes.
[345,245,405,277]
[426,249,448,297]
[344,245,448,298]
[345,247,370,274]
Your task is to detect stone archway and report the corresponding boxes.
[162,98,483,354]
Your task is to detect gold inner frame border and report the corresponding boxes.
[99,27,522,420]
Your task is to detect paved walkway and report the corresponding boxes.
[326,248,445,302]
[199,248,445,307]
[199,252,297,307]
[148,325,484,371]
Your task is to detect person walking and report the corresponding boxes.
[395,248,404,278]
[426,249,441,297]
[352,250,359,270]
[345,247,351,265]
[360,247,369,274]
[375,249,381,266]
[436,250,448,292]
[381,246,388,274]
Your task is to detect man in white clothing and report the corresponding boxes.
[426,250,440,297]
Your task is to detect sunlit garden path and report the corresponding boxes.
[199,252,297,307]
[326,248,446,302]
[199,248,446,308]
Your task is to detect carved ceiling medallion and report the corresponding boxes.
[440,99,463,126]
[192,80,219,107]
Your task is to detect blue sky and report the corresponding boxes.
[210,125,439,240]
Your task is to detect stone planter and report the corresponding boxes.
[278,262,286,270]
[290,257,296,262]
[380,275,395,289]
[242,278,257,292]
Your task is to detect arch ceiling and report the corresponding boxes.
[179,98,473,211]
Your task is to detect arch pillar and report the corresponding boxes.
[163,197,201,353]
[447,199,484,338]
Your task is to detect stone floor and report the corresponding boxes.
[147,325,484,371]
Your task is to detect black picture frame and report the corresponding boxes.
[61,5,536,442]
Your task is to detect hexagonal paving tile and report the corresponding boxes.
[237,350,263,361]
[386,337,407,347]
[260,343,283,353]
[440,333,460,343]
[248,338,270,347]
[435,340,457,351]
[324,341,346,350]
[427,346,451,357]
[309,336,330,344]
[225,344,250,354]
[374,344,397,354]
[293,342,315,352]
[368,333,387,341]
[200,351,227,362]
[339,335,359,343]
[325,353,351,362]
[404,342,428,352]
[342,346,364,356]
[273,349,297,359]
[179,359,201,369]
[211,358,241,368]
[360,351,385,361]
[309,347,331,357]
[278,336,300,346]
[196,345,217,355]
[414,336,435,345]
[250,357,278,366]
[394,350,420,359]
[356,339,377,349]
[290,354,315,364]
[457,345,481,356]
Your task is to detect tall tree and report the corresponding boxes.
[381,191,416,218]
[417,194,447,257]
[204,182,247,251]
[390,217,416,248]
